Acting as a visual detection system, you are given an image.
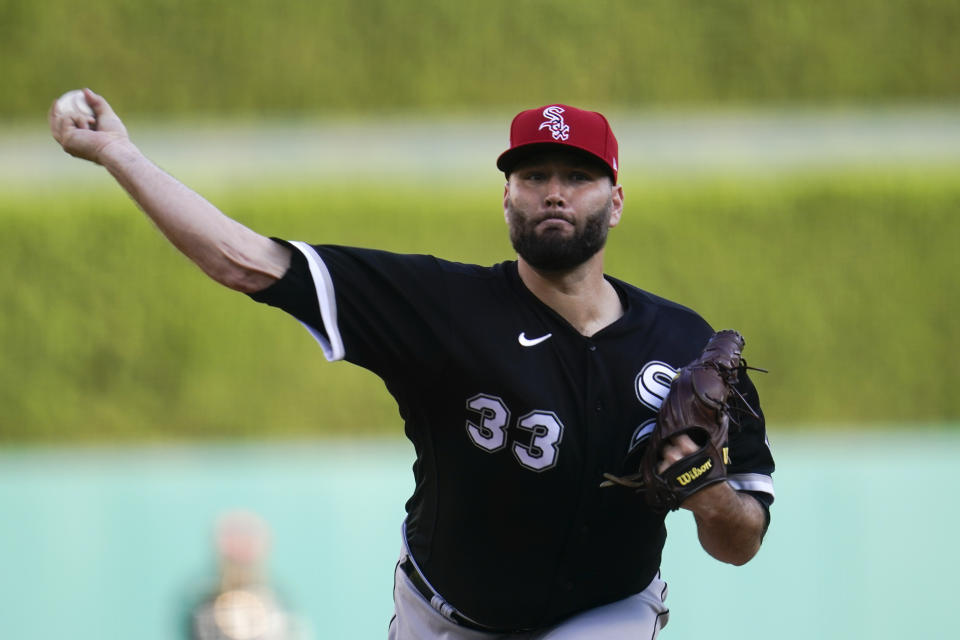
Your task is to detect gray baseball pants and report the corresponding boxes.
[388,548,669,640]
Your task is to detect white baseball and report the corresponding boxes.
[55,89,95,119]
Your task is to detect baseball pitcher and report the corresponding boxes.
[50,91,775,639]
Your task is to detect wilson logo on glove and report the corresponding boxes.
[675,459,713,487]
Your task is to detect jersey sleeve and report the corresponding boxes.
[248,240,450,379]
[726,370,776,503]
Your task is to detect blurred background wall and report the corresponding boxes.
[1,0,958,638]
[4,0,959,117]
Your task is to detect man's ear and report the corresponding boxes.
[608,184,624,228]
[503,183,511,224]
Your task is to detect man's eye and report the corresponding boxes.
[570,172,590,181]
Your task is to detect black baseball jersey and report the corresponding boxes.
[249,241,775,630]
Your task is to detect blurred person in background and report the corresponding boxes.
[187,510,310,640]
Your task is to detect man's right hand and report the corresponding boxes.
[49,89,131,165]
[47,87,290,292]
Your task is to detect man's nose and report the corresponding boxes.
[544,176,567,207]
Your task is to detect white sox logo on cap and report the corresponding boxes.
[538,106,570,141]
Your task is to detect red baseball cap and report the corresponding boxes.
[497,104,619,181]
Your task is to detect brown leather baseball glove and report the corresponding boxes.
[602,330,758,511]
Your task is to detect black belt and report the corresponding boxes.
[399,557,495,632]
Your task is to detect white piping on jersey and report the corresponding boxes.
[399,520,473,623]
[727,472,775,499]
[289,241,345,362]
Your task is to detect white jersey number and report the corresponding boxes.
[466,395,565,472]
[466,394,510,452]
[513,410,564,472]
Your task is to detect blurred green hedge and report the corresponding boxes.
[6,0,959,119]
[2,171,957,442]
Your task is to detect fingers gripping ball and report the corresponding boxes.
[602,330,757,511]
[54,89,96,126]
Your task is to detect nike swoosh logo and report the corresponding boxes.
[518,332,553,347]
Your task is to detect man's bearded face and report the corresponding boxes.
[506,197,613,271]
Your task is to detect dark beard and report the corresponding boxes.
[507,200,612,271]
